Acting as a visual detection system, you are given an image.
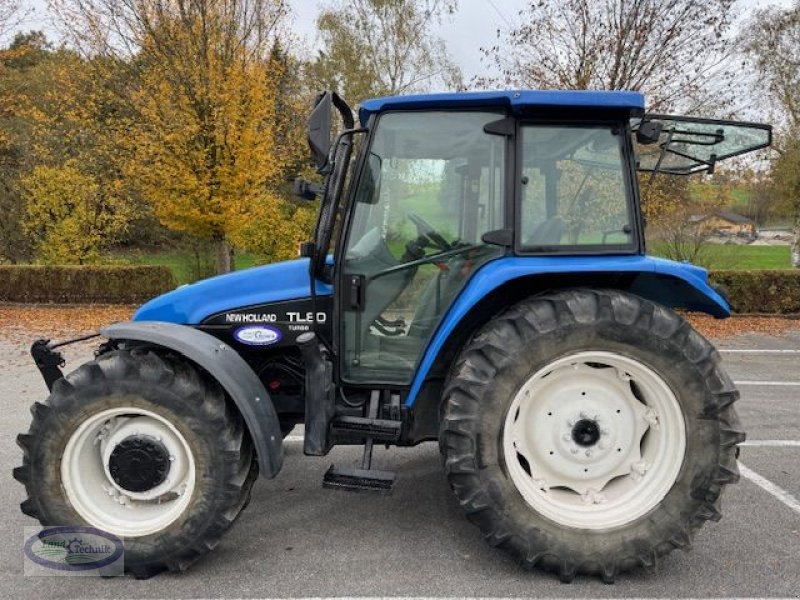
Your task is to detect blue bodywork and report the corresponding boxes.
[134,252,728,406]
[404,254,728,406]
[358,90,645,125]
[133,258,332,324]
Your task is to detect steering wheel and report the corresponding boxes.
[408,212,451,252]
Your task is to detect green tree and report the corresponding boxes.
[308,0,462,104]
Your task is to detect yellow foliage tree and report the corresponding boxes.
[22,164,131,264]
[52,0,311,273]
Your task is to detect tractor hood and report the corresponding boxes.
[133,258,333,325]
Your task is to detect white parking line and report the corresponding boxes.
[740,440,800,447]
[721,349,800,354]
[289,436,800,448]
[734,380,800,386]
[276,597,800,600]
[738,462,800,515]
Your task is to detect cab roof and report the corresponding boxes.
[358,90,645,125]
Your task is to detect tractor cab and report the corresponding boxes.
[301,90,770,391]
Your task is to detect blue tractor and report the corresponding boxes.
[16,90,771,581]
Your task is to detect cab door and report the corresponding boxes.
[338,110,508,385]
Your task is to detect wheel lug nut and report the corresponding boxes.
[585,449,592,457]
[631,460,649,480]
[563,433,571,442]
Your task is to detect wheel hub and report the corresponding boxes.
[571,419,600,447]
[108,436,171,493]
[61,408,196,538]
[503,351,686,529]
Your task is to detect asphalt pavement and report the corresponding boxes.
[1,330,799,598]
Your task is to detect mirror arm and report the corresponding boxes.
[293,178,324,201]
[331,92,355,130]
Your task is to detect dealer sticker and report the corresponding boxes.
[234,325,283,346]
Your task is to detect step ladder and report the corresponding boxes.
[323,390,397,493]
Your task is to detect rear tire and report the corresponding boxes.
[14,348,258,578]
[439,289,743,582]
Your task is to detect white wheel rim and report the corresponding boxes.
[61,407,196,537]
[503,351,686,530]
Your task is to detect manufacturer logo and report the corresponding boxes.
[24,526,124,574]
[234,325,283,346]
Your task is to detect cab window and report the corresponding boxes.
[519,124,634,251]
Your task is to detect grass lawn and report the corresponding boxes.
[650,243,793,270]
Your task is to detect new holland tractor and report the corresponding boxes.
[15,90,771,581]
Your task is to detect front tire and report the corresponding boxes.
[14,348,258,578]
[439,289,743,582]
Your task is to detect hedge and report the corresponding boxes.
[0,264,797,313]
[710,270,800,315]
[0,265,176,304]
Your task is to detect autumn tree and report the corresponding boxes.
[230,40,317,263]
[51,0,309,273]
[0,32,57,263]
[745,3,800,130]
[478,0,736,113]
[22,164,131,264]
[0,0,24,40]
[640,173,720,264]
[308,0,462,104]
[745,3,800,267]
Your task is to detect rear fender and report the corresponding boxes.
[406,255,729,407]
[101,321,283,478]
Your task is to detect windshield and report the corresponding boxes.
[632,115,772,175]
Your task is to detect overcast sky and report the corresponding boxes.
[21,0,797,81]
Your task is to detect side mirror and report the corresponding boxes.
[308,92,333,171]
[637,120,663,145]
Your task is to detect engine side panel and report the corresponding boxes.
[199,297,333,352]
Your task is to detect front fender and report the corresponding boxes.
[101,321,283,478]
[405,254,729,407]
